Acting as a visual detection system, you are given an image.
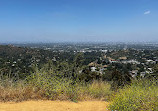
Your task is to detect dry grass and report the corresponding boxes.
[0,100,109,111]
[0,79,46,102]
[87,81,112,100]
[0,78,112,102]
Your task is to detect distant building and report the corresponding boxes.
[109,59,118,63]
[100,50,107,53]
[119,56,127,60]
[103,65,108,68]
[129,70,138,78]
[88,62,96,67]
[146,60,156,64]
[140,72,146,78]
[122,60,140,64]
[91,67,97,72]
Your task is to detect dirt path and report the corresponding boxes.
[0,101,109,111]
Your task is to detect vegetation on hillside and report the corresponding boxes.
[0,45,158,110]
[109,79,158,111]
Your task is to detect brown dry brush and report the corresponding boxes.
[0,78,46,102]
[0,77,112,102]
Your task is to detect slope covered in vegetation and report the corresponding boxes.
[0,45,158,111]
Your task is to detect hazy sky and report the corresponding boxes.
[0,0,158,43]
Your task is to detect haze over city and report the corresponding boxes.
[0,0,158,43]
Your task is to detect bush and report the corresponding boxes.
[0,63,112,102]
[0,78,45,102]
[87,81,111,99]
[109,79,158,111]
[25,67,112,101]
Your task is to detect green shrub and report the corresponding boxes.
[109,79,158,111]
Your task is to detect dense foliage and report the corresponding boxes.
[0,44,158,110]
[109,79,158,111]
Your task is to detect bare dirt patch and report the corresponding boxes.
[0,100,109,111]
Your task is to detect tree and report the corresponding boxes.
[71,52,85,81]
[111,69,132,90]
[73,52,84,67]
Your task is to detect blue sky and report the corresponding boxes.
[0,0,158,43]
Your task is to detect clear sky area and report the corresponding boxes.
[0,0,158,43]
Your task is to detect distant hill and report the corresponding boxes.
[0,45,57,79]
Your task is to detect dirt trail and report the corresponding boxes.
[0,101,109,111]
